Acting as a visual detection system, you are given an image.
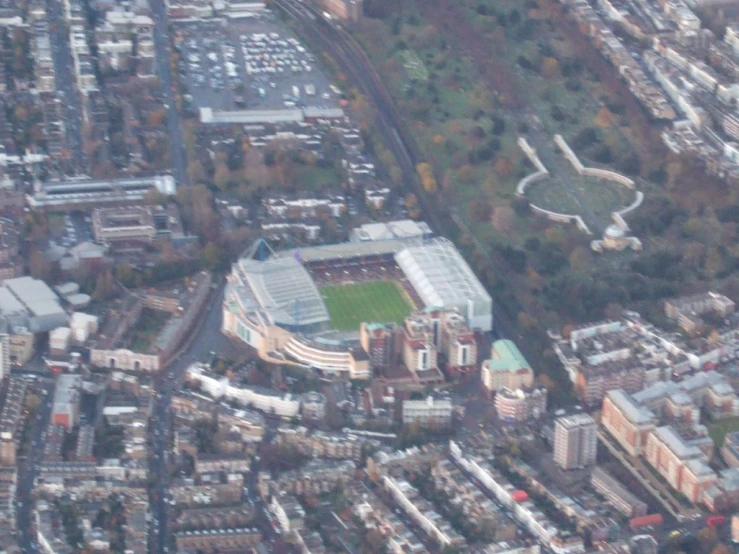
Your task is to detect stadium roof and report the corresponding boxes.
[275,239,409,263]
[395,238,492,330]
[235,256,330,328]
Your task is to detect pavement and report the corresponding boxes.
[526,132,606,234]
[46,0,84,171]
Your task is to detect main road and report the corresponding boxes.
[148,279,253,552]
[148,0,190,186]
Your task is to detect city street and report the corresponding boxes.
[149,0,189,187]
[46,0,84,170]
[16,378,57,552]
[148,279,254,552]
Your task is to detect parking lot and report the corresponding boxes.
[48,211,94,250]
[175,16,340,111]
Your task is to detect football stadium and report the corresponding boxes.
[222,223,492,379]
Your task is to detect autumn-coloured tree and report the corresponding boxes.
[457,164,475,184]
[492,205,515,236]
[540,56,560,78]
[417,162,438,193]
[495,156,513,177]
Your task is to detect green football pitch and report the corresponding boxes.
[321,281,414,330]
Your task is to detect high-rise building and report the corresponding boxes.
[553,413,597,470]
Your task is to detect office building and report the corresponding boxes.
[553,413,597,470]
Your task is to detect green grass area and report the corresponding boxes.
[397,50,429,81]
[527,177,581,215]
[298,165,342,190]
[321,281,413,330]
[708,416,739,446]
[126,308,170,352]
[526,174,635,220]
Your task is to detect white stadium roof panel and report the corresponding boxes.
[395,238,493,331]
[235,256,330,329]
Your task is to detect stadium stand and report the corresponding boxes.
[223,227,492,377]
[395,238,493,332]
[229,256,330,332]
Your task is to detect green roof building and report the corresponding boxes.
[481,339,534,392]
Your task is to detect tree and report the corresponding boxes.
[539,374,556,392]
[698,526,717,551]
[594,107,615,127]
[711,544,730,554]
[202,243,224,271]
[540,56,560,78]
[417,162,437,193]
[93,271,115,301]
[187,159,206,183]
[457,164,475,184]
[495,157,513,176]
[213,162,231,191]
[470,197,492,222]
[147,108,167,126]
[29,250,52,281]
[492,206,514,236]
[518,312,538,329]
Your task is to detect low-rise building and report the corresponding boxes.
[665,292,735,334]
[51,375,82,430]
[174,528,262,553]
[590,466,648,517]
[481,340,534,393]
[270,494,305,533]
[275,426,378,460]
[300,391,327,421]
[402,396,453,429]
[92,205,156,245]
[494,387,547,422]
[186,364,301,419]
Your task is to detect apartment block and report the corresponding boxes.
[645,426,716,504]
[590,466,648,517]
[494,387,547,422]
[601,390,657,456]
[360,322,401,371]
[553,413,597,470]
[402,396,453,429]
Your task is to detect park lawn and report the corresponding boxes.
[127,308,170,352]
[297,165,342,190]
[708,416,739,447]
[321,281,413,330]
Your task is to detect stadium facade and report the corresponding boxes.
[222,227,493,379]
